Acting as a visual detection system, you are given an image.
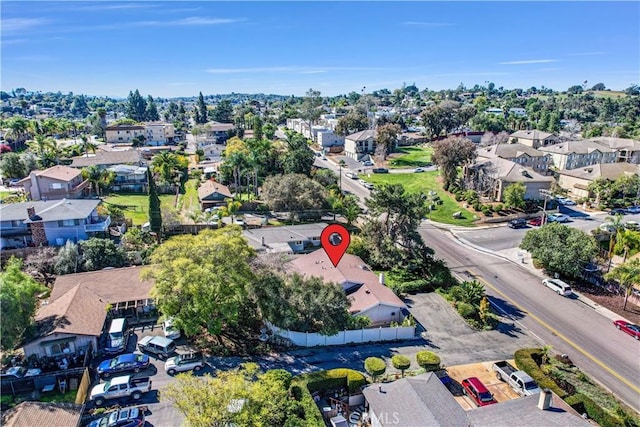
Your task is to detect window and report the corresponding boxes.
[11,220,22,227]
[58,219,80,227]
[50,183,64,190]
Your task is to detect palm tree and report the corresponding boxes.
[5,117,30,147]
[220,199,242,224]
[78,134,97,157]
[82,165,103,196]
[605,259,640,311]
[152,152,181,185]
[27,133,54,166]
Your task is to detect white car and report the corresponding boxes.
[361,160,374,167]
[547,213,570,223]
[556,197,576,206]
[233,217,245,227]
[345,171,358,179]
[414,167,426,173]
[165,352,206,376]
[162,318,181,340]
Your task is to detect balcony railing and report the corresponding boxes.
[85,216,111,232]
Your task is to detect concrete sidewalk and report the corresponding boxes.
[443,224,629,324]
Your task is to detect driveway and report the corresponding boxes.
[405,293,541,366]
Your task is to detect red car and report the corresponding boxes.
[461,377,497,407]
[614,320,640,340]
[527,216,543,227]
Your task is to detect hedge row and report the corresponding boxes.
[304,368,367,395]
[513,348,567,398]
[564,394,625,427]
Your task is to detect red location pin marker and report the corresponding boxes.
[320,224,351,267]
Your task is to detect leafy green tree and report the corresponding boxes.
[148,168,163,239]
[250,271,351,335]
[82,165,115,197]
[0,152,26,178]
[55,241,80,274]
[300,88,323,134]
[145,95,160,121]
[145,228,255,337]
[252,115,263,140]
[375,123,401,160]
[391,354,411,377]
[195,91,208,124]
[431,136,477,191]
[261,174,328,220]
[211,99,234,123]
[151,152,188,185]
[364,357,387,382]
[416,350,441,371]
[503,182,526,209]
[126,89,147,122]
[605,259,640,311]
[262,123,276,140]
[520,223,598,278]
[0,257,46,350]
[5,117,30,146]
[163,363,294,427]
[79,238,126,271]
[312,168,338,188]
[335,110,369,136]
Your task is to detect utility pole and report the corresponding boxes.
[539,189,552,225]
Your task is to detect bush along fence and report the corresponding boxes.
[266,321,417,348]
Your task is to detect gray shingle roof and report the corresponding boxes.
[69,149,142,168]
[346,129,375,141]
[0,199,101,223]
[478,143,546,159]
[510,129,554,140]
[557,162,639,181]
[471,157,553,183]
[363,373,468,426]
[538,140,614,155]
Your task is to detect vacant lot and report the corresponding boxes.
[388,145,433,168]
[362,171,476,226]
[103,193,177,225]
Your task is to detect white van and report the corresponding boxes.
[542,278,573,297]
[105,318,130,354]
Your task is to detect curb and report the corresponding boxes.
[450,233,630,324]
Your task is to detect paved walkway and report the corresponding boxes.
[425,219,630,324]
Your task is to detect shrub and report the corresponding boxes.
[565,394,625,426]
[305,369,367,395]
[463,190,479,203]
[391,355,411,377]
[456,301,476,318]
[494,203,504,212]
[364,357,386,382]
[416,351,441,371]
[455,193,463,202]
[473,202,482,212]
[514,348,566,398]
[481,206,493,216]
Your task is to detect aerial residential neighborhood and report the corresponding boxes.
[1,1,639,427]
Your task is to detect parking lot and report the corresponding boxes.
[86,324,200,427]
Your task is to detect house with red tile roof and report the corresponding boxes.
[287,250,407,325]
[18,165,89,201]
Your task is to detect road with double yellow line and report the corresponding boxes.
[419,222,640,414]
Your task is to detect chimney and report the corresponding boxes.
[379,272,385,285]
[537,389,552,410]
[27,206,35,218]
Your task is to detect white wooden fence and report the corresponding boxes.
[266,322,417,347]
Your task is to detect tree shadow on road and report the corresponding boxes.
[488,295,527,320]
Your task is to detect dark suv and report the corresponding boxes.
[372,168,389,174]
[507,218,527,229]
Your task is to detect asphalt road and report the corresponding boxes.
[418,222,640,413]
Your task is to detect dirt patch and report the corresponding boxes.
[573,282,640,324]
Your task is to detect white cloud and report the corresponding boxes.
[75,3,160,11]
[1,18,50,34]
[499,59,558,65]
[402,21,453,27]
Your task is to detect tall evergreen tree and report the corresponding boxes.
[148,168,162,242]
[146,95,160,121]
[195,92,208,124]
[211,99,234,123]
[127,89,147,122]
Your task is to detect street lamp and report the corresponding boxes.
[539,189,553,225]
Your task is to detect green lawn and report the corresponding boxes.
[0,191,12,201]
[103,193,177,225]
[388,146,433,168]
[362,171,477,227]
[177,179,200,213]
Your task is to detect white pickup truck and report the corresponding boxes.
[492,361,541,396]
[89,375,152,406]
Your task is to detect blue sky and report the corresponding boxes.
[2,1,639,98]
